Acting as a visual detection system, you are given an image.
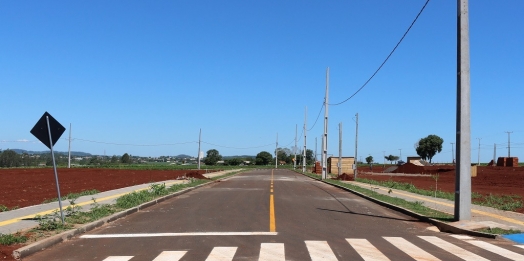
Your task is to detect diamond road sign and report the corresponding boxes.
[30,112,66,149]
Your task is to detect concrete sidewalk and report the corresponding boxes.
[342,180,524,238]
[0,169,240,235]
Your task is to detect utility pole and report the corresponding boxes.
[197,129,202,170]
[451,142,455,164]
[493,143,496,165]
[338,122,342,177]
[455,0,472,221]
[321,67,329,180]
[303,107,307,173]
[477,138,481,165]
[354,113,359,179]
[315,137,317,162]
[68,123,71,168]
[294,124,297,170]
[399,149,402,162]
[506,131,513,157]
[382,151,385,168]
[275,133,278,169]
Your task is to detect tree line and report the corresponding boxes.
[202,148,315,166]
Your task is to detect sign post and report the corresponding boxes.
[30,112,66,224]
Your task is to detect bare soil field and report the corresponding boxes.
[0,168,215,209]
[352,165,524,213]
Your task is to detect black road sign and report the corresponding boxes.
[30,112,66,149]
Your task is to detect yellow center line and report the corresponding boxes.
[362,183,524,226]
[269,169,276,232]
[0,180,185,227]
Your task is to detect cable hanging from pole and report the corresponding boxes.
[330,0,431,106]
[307,102,325,131]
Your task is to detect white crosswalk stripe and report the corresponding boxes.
[152,251,187,261]
[305,240,338,261]
[205,247,237,261]
[383,237,441,261]
[419,236,490,261]
[259,243,285,261]
[102,257,133,261]
[102,236,524,261]
[346,238,390,261]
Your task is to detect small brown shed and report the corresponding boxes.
[327,157,355,175]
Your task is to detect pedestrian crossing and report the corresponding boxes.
[102,235,524,261]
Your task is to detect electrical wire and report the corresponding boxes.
[330,0,431,106]
[201,141,274,150]
[73,138,197,147]
[307,102,325,131]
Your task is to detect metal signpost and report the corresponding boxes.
[30,112,66,224]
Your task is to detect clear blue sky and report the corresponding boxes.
[1,1,523,163]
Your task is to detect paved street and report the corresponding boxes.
[25,169,524,260]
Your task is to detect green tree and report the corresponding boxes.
[366,155,374,164]
[416,134,444,163]
[0,149,21,167]
[111,155,119,164]
[204,149,222,166]
[276,149,289,164]
[385,155,399,164]
[255,151,273,165]
[121,153,131,164]
[305,149,314,164]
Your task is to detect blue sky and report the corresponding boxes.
[1,1,523,163]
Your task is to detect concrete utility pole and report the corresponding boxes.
[477,138,481,165]
[68,123,71,168]
[315,137,317,162]
[354,113,359,179]
[197,129,202,170]
[455,0,472,221]
[382,151,385,168]
[303,107,307,173]
[338,122,342,176]
[294,124,297,169]
[493,143,497,164]
[399,149,402,162]
[275,133,278,169]
[321,67,329,180]
[451,142,455,164]
[506,131,513,157]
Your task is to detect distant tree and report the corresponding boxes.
[121,153,131,164]
[276,149,289,164]
[255,151,273,165]
[366,155,374,164]
[225,158,242,166]
[385,155,399,164]
[111,155,119,164]
[305,149,314,164]
[204,149,222,166]
[416,135,444,163]
[0,149,21,167]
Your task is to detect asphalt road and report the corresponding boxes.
[25,169,524,260]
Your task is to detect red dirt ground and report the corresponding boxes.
[0,168,216,209]
[354,165,524,213]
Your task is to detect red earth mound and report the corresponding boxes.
[0,168,217,209]
[185,171,211,180]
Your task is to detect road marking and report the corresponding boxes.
[515,245,524,249]
[206,247,237,261]
[259,243,285,261]
[346,238,391,261]
[80,232,278,238]
[152,251,187,261]
[305,241,338,261]
[0,180,186,227]
[384,237,441,261]
[102,257,133,261]
[461,240,524,260]
[269,169,276,232]
[419,236,489,261]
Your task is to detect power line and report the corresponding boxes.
[330,0,431,106]
[201,141,274,150]
[73,138,197,147]
[307,102,325,131]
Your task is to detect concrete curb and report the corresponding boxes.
[12,170,244,260]
[300,172,498,240]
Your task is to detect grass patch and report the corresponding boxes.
[475,227,522,235]
[302,172,454,221]
[0,232,28,246]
